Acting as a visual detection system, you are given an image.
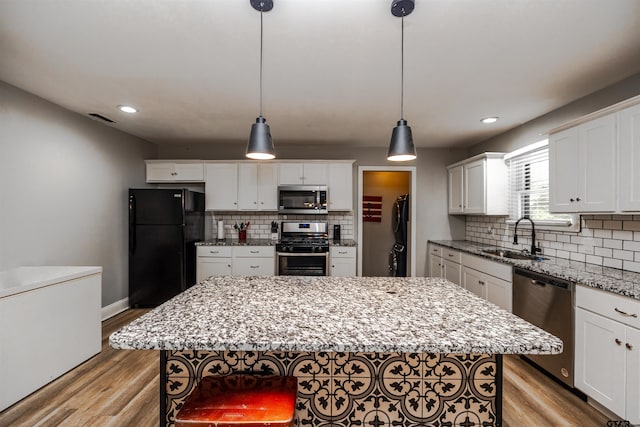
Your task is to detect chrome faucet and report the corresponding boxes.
[513,216,540,255]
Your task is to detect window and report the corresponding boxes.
[506,140,579,230]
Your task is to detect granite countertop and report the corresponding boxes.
[110,275,561,355]
[196,239,357,247]
[196,239,277,246]
[430,240,640,300]
[330,239,357,247]
[0,266,102,299]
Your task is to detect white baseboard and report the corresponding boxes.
[101,297,129,321]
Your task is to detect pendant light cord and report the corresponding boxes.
[400,11,405,120]
[259,7,264,117]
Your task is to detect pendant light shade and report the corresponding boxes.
[247,116,275,159]
[387,119,416,161]
[387,0,416,162]
[246,0,275,160]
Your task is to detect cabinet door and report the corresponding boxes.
[549,127,579,212]
[627,326,640,424]
[173,162,204,181]
[575,308,626,418]
[429,255,442,277]
[205,163,238,211]
[331,258,356,277]
[238,163,259,210]
[197,258,232,281]
[146,162,175,181]
[485,276,512,312]
[278,163,304,185]
[303,163,329,185]
[442,259,461,286]
[462,267,486,299]
[578,113,616,212]
[619,103,640,212]
[258,164,278,210]
[328,163,353,211]
[463,159,485,214]
[448,165,464,214]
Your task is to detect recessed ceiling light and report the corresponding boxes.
[481,116,498,124]
[118,105,138,114]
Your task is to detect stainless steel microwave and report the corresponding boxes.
[278,185,328,214]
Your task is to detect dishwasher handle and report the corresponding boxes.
[514,268,572,291]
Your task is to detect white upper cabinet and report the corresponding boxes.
[146,160,204,182]
[257,163,279,210]
[278,162,328,185]
[206,162,278,212]
[448,165,464,214]
[550,113,616,213]
[205,163,238,211]
[619,103,640,212]
[328,162,354,211]
[447,153,507,215]
[238,163,259,210]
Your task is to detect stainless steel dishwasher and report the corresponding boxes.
[513,267,575,387]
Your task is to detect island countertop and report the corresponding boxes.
[110,275,561,355]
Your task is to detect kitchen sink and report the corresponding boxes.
[482,248,548,261]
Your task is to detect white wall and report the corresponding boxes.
[157,143,467,276]
[468,73,640,155]
[0,81,156,306]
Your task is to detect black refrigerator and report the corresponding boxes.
[389,194,409,277]
[129,189,204,307]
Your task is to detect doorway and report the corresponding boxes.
[358,167,416,277]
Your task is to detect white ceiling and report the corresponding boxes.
[1,0,640,149]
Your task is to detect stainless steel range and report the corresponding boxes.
[276,222,329,276]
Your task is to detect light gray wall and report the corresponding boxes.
[468,72,640,155]
[158,142,467,276]
[0,81,156,307]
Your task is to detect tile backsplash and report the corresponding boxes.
[466,215,640,273]
[206,212,354,241]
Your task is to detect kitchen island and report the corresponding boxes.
[110,276,562,427]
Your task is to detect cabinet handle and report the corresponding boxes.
[614,307,638,318]
[626,343,633,350]
[478,280,485,285]
[209,250,219,254]
[448,254,454,257]
[250,265,259,268]
[570,198,575,202]
[339,251,347,254]
[615,338,622,345]
[250,250,259,254]
[576,197,581,202]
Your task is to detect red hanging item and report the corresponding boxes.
[363,195,382,222]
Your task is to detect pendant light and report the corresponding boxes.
[387,0,416,162]
[246,0,276,160]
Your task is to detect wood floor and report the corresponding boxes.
[0,309,611,427]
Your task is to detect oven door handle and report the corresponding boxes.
[277,252,328,257]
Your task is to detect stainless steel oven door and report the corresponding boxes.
[276,252,329,276]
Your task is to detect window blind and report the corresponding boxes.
[506,143,573,226]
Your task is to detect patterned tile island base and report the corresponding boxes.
[162,350,502,427]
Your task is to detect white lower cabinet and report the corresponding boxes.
[428,245,462,285]
[461,253,512,312]
[197,246,275,281]
[196,246,232,281]
[330,247,356,277]
[575,285,640,423]
[232,246,275,276]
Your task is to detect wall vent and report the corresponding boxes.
[88,113,116,123]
